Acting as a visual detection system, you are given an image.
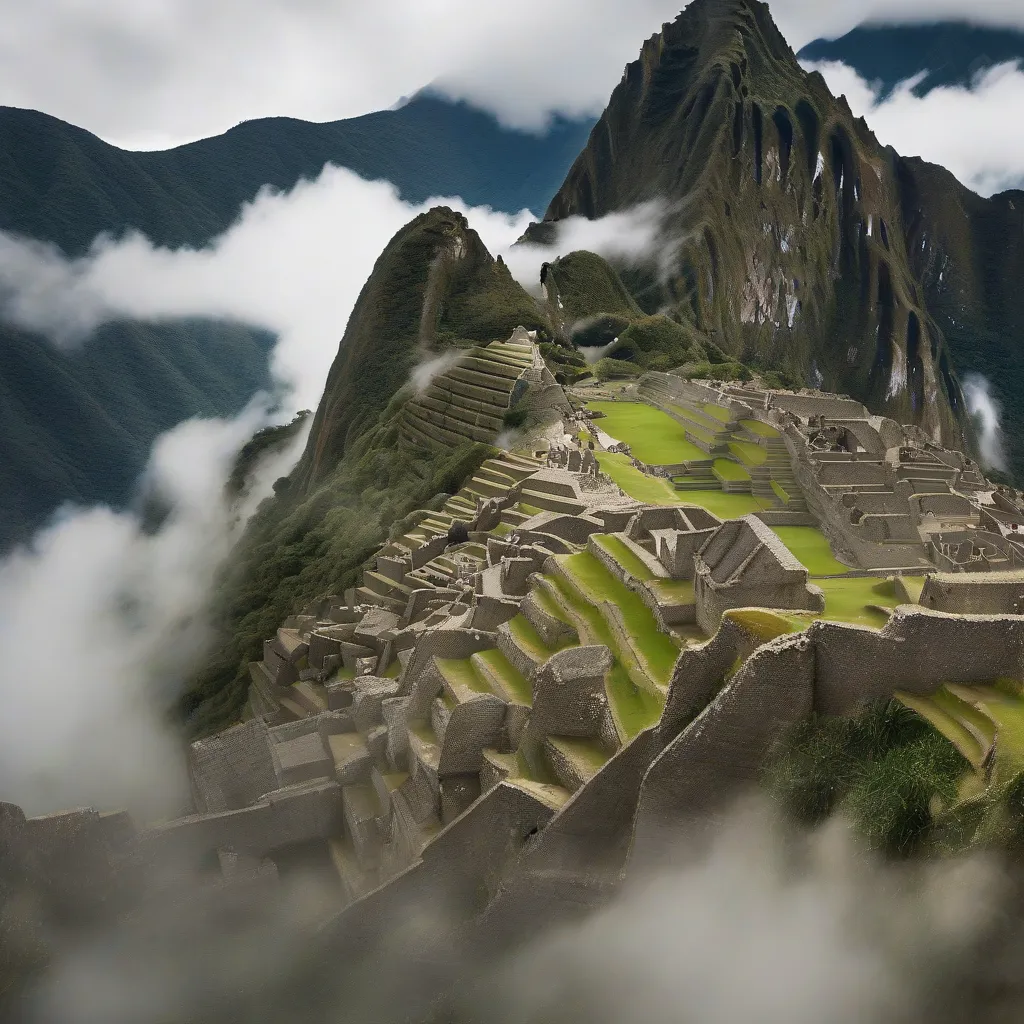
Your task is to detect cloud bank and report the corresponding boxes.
[0,167,537,410]
[26,806,1010,1024]
[0,405,273,818]
[8,0,1024,149]
[806,59,1024,195]
[962,373,1008,472]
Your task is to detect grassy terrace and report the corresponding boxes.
[729,440,767,466]
[741,420,780,438]
[897,680,1024,782]
[713,458,751,481]
[543,572,665,739]
[435,656,491,696]
[649,578,696,604]
[474,648,532,705]
[590,401,706,464]
[703,403,734,424]
[509,613,571,663]
[563,552,680,686]
[815,577,901,627]
[596,452,680,504]
[771,526,850,576]
[592,534,657,581]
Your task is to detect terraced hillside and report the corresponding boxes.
[167,391,1024,950]
[400,334,567,451]
[24,363,1024,1019]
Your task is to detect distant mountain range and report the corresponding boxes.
[799,22,1024,97]
[0,93,595,549]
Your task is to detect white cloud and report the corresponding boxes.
[0,166,536,411]
[7,0,1024,148]
[962,372,1008,471]
[0,167,545,817]
[0,404,276,818]
[807,59,1024,195]
[503,200,671,296]
[460,808,1002,1024]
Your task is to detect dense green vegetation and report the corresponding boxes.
[184,420,494,735]
[765,700,967,856]
[0,94,594,258]
[293,207,548,490]
[226,410,310,499]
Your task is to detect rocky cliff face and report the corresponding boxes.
[534,0,970,451]
[293,207,548,491]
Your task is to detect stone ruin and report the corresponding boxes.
[15,374,1024,1003]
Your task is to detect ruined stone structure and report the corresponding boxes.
[23,368,1024,995]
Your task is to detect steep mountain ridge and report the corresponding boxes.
[533,0,970,453]
[293,207,549,491]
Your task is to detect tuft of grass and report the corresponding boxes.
[764,700,967,856]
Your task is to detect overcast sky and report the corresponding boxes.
[3,0,1024,148]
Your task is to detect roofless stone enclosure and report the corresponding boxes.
[15,359,1024,982]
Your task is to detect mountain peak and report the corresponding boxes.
[538,0,970,451]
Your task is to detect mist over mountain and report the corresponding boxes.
[13,1,1024,1020]
[799,22,1024,98]
[0,93,593,549]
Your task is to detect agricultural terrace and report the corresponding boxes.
[588,401,706,464]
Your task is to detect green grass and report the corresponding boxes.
[564,552,680,687]
[589,401,707,464]
[435,657,491,695]
[741,419,780,438]
[592,534,658,581]
[543,574,664,739]
[771,480,791,503]
[771,526,850,576]
[728,440,767,466]
[668,406,717,443]
[713,458,751,482]
[816,577,901,627]
[474,648,532,705]
[703,403,734,424]
[508,614,570,662]
[681,491,768,518]
[597,452,682,505]
[649,579,696,604]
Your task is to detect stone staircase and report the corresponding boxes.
[764,438,809,513]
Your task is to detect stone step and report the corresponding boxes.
[543,737,609,793]
[519,488,587,516]
[471,648,533,707]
